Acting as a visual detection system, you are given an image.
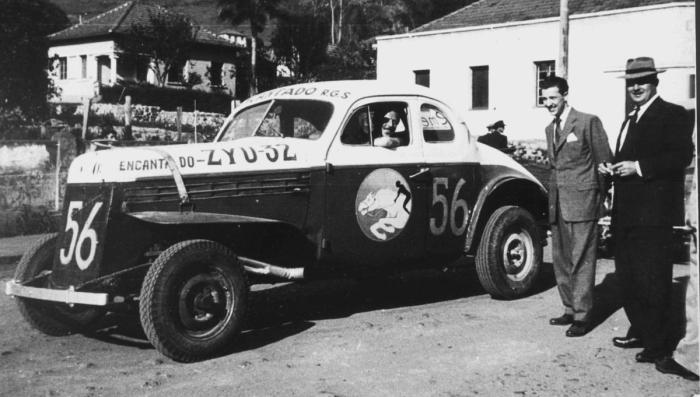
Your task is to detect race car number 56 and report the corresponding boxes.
[59,201,103,270]
[430,177,469,236]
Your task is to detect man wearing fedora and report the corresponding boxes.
[599,56,694,376]
[478,120,508,150]
[542,75,612,337]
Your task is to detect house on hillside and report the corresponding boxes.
[48,1,251,103]
[375,0,696,141]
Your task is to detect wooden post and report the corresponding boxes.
[558,0,569,79]
[250,37,257,95]
[176,106,182,142]
[54,140,61,211]
[81,97,91,140]
[194,100,198,144]
[123,95,133,140]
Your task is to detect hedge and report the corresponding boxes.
[100,84,235,114]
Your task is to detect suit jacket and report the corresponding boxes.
[613,98,694,228]
[546,108,613,223]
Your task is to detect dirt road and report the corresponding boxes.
[1,248,698,396]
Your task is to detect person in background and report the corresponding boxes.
[542,75,612,338]
[600,56,694,366]
[478,120,508,150]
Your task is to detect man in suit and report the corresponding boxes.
[600,57,694,365]
[478,120,508,150]
[542,76,612,337]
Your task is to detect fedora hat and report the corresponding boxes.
[488,120,505,129]
[620,57,666,79]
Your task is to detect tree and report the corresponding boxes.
[218,0,280,96]
[271,1,329,82]
[120,8,199,87]
[0,0,69,120]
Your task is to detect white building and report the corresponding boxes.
[376,0,696,141]
[48,1,249,103]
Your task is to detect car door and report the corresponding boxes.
[322,98,430,270]
[419,101,481,258]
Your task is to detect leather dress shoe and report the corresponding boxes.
[655,356,700,381]
[635,350,662,363]
[549,314,574,326]
[565,321,588,337]
[612,336,643,349]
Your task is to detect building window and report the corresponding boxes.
[690,74,696,99]
[414,70,430,87]
[535,60,556,106]
[168,60,185,83]
[80,55,87,79]
[58,57,67,80]
[471,66,489,109]
[210,62,222,86]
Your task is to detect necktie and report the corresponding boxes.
[615,106,639,154]
[554,117,562,142]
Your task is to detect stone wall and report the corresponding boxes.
[0,131,78,237]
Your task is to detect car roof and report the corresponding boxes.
[238,80,439,108]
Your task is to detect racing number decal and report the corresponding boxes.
[59,201,103,270]
[429,177,469,236]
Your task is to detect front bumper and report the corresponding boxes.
[5,281,108,306]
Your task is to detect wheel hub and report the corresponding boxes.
[502,230,534,281]
[178,272,232,334]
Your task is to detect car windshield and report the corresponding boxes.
[217,99,334,141]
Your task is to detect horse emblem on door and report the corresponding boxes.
[355,168,412,242]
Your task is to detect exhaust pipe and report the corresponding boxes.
[238,256,304,280]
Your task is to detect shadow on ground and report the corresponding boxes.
[85,261,555,356]
[587,270,689,347]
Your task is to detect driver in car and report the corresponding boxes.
[374,110,408,148]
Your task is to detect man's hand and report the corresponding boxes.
[598,162,614,175]
[611,161,638,177]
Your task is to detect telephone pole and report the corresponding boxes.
[558,0,569,79]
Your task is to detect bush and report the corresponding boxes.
[0,107,42,140]
[510,141,549,166]
[100,84,235,114]
[15,204,57,235]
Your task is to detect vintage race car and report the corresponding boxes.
[5,81,548,362]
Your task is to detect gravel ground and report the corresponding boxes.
[0,244,698,397]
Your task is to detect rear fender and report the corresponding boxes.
[465,176,548,253]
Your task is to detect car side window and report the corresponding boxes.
[341,102,410,148]
[421,104,455,142]
[341,106,372,145]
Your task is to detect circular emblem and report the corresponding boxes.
[355,168,412,242]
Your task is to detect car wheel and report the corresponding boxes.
[475,206,542,299]
[14,233,104,336]
[139,239,248,362]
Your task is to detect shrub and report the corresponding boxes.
[0,107,42,140]
[99,83,235,114]
[15,204,57,235]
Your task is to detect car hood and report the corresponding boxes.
[67,137,325,184]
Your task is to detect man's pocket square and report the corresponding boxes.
[566,134,578,142]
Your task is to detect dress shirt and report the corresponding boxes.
[618,95,659,176]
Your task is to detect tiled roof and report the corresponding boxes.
[49,1,248,47]
[413,0,689,33]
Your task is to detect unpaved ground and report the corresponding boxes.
[1,247,699,397]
